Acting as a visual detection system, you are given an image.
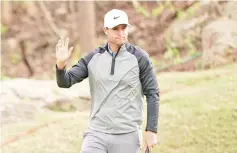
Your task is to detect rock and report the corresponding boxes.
[165,13,209,49]
[223,2,237,21]
[0,78,91,123]
[1,78,91,102]
[201,18,237,68]
[43,98,77,112]
[44,97,90,112]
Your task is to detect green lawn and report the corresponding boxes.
[2,63,237,153]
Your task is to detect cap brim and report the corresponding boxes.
[106,23,132,29]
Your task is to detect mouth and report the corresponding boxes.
[116,37,125,40]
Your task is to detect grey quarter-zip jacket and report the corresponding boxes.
[56,42,160,134]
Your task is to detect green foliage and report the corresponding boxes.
[1,71,12,80]
[72,44,80,64]
[157,51,202,73]
[132,1,200,20]
[188,3,201,15]
[186,4,196,15]
[163,27,200,70]
[195,60,203,70]
[173,56,182,65]
[136,6,150,17]
[10,51,22,64]
[132,1,150,17]
[232,31,237,37]
[45,103,77,112]
[177,3,200,20]
[133,1,176,18]
[177,9,187,19]
[164,36,181,60]
[152,3,164,17]
[184,36,198,56]
[164,46,180,60]
[150,56,158,67]
[164,1,175,12]
[1,24,8,36]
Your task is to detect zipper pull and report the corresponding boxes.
[110,57,115,75]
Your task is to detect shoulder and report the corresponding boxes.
[84,47,105,57]
[126,43,150,61]
[83,45,107,58]
[81,47,106,64]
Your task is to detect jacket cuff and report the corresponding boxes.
[56,65,66,74]
[145,126,157,133]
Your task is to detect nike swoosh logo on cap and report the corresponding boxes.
[113,16,120,19]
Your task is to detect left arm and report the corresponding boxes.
[139,53,160,133]
[138,52,159,151]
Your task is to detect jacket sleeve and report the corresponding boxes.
[139,52,160,133]
[56,50,97,88]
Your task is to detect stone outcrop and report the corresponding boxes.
[0,79,91,124]
[201,18,237,68]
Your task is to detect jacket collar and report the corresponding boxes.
[99,42,131,53]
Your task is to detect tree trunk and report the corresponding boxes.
[1,1,13,25]
[77,1,96,54]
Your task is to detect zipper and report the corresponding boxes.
[110,56,115,75]
[110,48,121,75]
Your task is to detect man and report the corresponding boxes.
[56,9,159,153]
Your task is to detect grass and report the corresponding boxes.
[1,63,237,153]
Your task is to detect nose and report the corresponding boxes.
[117,29,124,36]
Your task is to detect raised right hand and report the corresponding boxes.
[56,37,74,69]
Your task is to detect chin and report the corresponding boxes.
[116,40,127,46]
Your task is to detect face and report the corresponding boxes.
[104,24,128,46]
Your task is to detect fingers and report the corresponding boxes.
[148,144,155,151]
[56,37,71,55]
[56,37,68,52]
[57,37,67,47]
[65,37,69,46]
[144,143,157,152]
[58,38,64,46]
[69,47,74,55]
[145,146,149,153]
[143,144,148,152]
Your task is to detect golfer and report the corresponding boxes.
[56,9,160,153]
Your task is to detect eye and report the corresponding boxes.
[122,25,128,30]
[112,27,118,30]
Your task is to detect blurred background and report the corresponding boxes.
[1,1,237,153]
[1,1,237,79]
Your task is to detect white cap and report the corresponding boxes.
[104,9,131,28]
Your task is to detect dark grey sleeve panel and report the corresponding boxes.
[140,53,159,133]
[130,46,160,133]
[56,49,100,88]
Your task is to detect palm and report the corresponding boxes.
[56,37,73,63]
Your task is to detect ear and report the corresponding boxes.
[103,27,108,35]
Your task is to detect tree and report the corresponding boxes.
[77,1,96,54]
